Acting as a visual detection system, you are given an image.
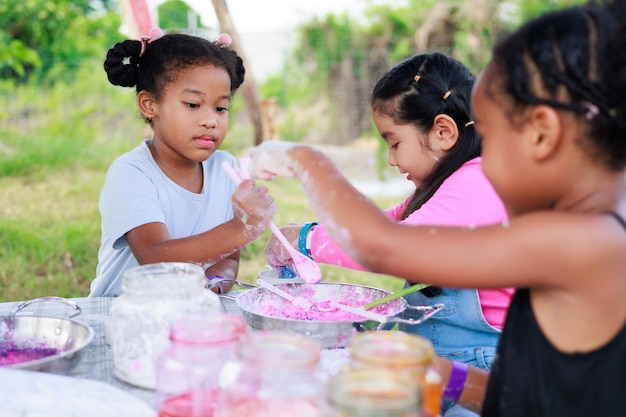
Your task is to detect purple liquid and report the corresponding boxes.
[0,343,60,366]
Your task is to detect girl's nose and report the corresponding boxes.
[202,114,217,128]
[201,109,217,129]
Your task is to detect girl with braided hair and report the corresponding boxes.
[264,52,510,417]
[246,0,626,415]
[90,31,276,297]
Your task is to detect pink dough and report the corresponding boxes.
[258,295,389,321]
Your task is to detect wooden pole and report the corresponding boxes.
[211,0,264,146]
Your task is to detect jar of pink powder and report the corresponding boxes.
[156,312,247,417]
[215,331,324,417]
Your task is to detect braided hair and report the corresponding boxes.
[490,0,626,170]
[371,52,480,220]
[103,32,245,122]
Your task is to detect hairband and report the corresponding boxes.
[443,91,452,101]
[215,33,232,47]
[139,27,164,57]
[413,74,421,83]
[464,121,475,128]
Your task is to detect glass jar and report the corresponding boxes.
[324,368,421,417]
[107,262,221,389]
[157,313,247,417]
[215,331,324,417]
[349,331,442,417]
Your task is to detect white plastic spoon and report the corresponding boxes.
[326,301,389,323]
[221,161,322,284]
[256,278,313,310]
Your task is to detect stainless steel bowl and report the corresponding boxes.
[215,281,442,349]
[0,297,95,372]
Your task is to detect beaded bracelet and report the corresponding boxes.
[298,222,318,259]
[443,361,468,403]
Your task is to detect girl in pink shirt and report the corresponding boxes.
[265,52,512,417]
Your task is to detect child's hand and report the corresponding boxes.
[247,141,298,180]
[265,223,302,267]
[231,179,276,240]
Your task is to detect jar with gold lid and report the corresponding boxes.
[349,331,442,417]
[107,262,221,389]
[323,368,421,417]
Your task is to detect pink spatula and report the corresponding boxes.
[221,161,322,284]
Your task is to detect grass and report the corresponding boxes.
[0,164,404,303]
[0,61,405,303]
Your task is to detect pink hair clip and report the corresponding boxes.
[216,33,232,47]
[585,102,599,120]
[139,27,165,57]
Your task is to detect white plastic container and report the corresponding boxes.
[258,268,306,285]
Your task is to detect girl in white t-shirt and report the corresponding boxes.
[91,31,275,297]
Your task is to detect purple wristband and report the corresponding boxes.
[206,275,226,294]
[443,361,468,403]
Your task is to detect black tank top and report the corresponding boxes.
[481,212,626,417]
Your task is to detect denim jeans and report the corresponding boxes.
[400,285,502,417]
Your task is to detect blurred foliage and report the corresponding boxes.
[292,0,587,87]
[0,0,588,89]
[0,60,141,177]
[280,0,587,146]
[159,0,208,31]
[0,0,122,84]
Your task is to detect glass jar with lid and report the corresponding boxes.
[157,312,247,417]
[107,262,221,389]
[323,368,421,417]
[215,331,324,417]
[349,331,442,417]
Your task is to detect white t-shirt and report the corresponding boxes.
[90,140,237,297]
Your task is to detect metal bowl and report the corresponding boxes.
[215,281,442,349]
[0,297,95,372]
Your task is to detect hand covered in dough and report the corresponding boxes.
[264,223,304,268]
[231,179,276,240]
[247,141,298,180]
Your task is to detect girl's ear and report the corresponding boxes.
[432,114,459,151]
[528,105,562,161]
[137,90,156,119]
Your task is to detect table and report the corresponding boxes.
[0,294,351,410]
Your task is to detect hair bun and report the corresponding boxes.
[103,39,141,87]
